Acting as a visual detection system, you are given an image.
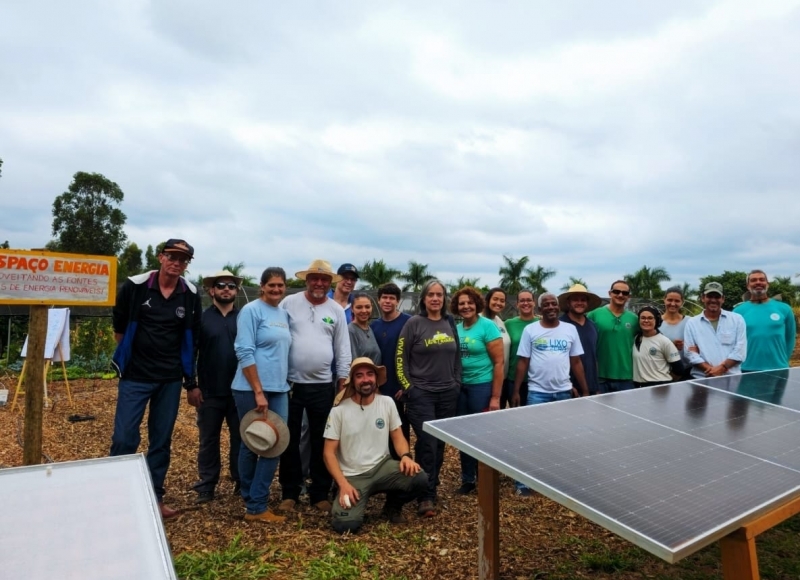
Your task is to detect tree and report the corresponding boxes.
[767,275,799,306]
[286,278,306,288]
[398,261,435,292]
[222,261,257,286]
[560,277,588,292]
[50,172,127,255]
[522,265,556,295]
[0,241,9,249]
[624,265,671,299]
[498,255,530,295]
[117,242,143,279]
[359,260,401,289]
[143,243,164,271]
[698,271,747,311]
[446,276,482,294]
[0,157,3,178]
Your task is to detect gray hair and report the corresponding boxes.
[418,279,448,317]
[537,292,558,308]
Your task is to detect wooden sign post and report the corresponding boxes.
[22,306,48,465]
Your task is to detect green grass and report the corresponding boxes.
[305,540,381,580]
[173,534,282,580]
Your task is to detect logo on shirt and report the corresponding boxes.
[770,313,780,321]
[649,346,658,356]
[625,323,632,329]
[322,316,335,325]
[425,331,455,347]
[142,298,152,308]
[533,337,569,352]
[176,306,185,319]
[375,418,385,429]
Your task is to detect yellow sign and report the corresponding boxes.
[0,249,117,306]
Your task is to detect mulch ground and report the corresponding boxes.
[5,350,800,578]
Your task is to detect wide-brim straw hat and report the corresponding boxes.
[202,270,244,288]
[558,284,602,312]
[295,259,342,284]
[239,409,290,458]
[333,357,388,406]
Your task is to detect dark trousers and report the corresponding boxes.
[279,382,334,504]
[388,398,411,461]
[193,395,241,493]
[502,378,529,408]
[406,386,459,503]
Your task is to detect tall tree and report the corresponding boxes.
[0,241,9,249]
[222,261,257,286]
[398,261,435,292]
[498,255,530,295]
[446,276,482,294]
[50,172,127,255]
[359,260,401,289]
[143,242,164,271]
[768,275,799,306]
[560,276,588,292]
[677,282,697,302]
[698,271,747,311]
[523,264,556,295]
[117,242,143,279]
[624,265,671,299]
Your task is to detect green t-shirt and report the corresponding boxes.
[457,316,502,385]
[586,306,639,380]
[505,316,539,381]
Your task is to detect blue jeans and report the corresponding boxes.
[457,381,493,484]
[233,390,289,515]
[597,379,635,394]
[110,379,183,501]
[515,389,572,491]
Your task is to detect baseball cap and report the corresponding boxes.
[162,239,195,258]
[703,282,724,295]
[337,263,359,278]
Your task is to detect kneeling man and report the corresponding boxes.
[323,357,428,533]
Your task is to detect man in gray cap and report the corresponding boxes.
[191,270,243,504]
[684,282,747,379]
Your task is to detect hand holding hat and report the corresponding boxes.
[239,409,290,458]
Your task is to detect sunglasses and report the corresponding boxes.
[164,253,191,265]
[214,282,238,290]
[610,289,631,296]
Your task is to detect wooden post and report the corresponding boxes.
[22,305,48,466]
[720,529,759,580]
[477,461,500,580]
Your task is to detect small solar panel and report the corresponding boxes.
[0,454,177,579]
[424,374,800,563]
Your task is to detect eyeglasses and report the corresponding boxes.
[214,282,238,290]
[164,253,191,265]
[610,289,630,296]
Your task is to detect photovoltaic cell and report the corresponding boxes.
[424,375,800,563]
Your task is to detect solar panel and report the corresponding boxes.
[690,367,800,412]
[0,454,177,579]
[424,374,800,563]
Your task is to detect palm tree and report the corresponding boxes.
[498,255,530,295]
[522,265,556,295]
[678,282,697,302]
[446,276,481,294]
[222,261,257,286]
[359,260,401,289]
[560,277,588,292]
[624,265,671,299]
[398,261,435,292]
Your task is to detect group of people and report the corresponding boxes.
[108,239,796,531]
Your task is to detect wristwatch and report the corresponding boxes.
[401,452,413,460]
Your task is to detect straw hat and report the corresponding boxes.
[333,357,388,406]
[295,259,342,284]
[239,409,290,458]
[557,284,602,312]
[202,270,244,288]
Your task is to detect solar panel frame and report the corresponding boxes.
[424,380,800,563]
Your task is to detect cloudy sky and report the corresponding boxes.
[2,0,799,293]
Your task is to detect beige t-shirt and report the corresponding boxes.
[632,334,681,383]
[324,395,402,477]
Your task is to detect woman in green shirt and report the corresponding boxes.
[503,290,538,408]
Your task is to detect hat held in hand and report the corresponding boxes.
[239,409,290,458]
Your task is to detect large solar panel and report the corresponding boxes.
[424,373,800,563]
[0,454,177,579]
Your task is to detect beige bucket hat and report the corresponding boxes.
[557,284,602,312]
[239,409,290,458]
[333,357,388,406]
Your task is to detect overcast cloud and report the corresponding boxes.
[2,0,799,292]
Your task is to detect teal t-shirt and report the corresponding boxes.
[586,306,639,380]
[733,300,796,371]
[457,316,502,385]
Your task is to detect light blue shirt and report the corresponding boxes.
[683,310,747,379]
[232,300,291,393]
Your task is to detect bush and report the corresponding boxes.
[70,318,116,372]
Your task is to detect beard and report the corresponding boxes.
[215,294,236,305]
[354,382,378,398]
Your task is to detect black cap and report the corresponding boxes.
[337,263,359,278]
[162,239,195,258]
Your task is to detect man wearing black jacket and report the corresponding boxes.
[111,239,202,519]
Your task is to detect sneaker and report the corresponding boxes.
[313,500,333,513]
[515,488,533,497]
[382,507,408,524]
[244,510,286,523]
[417,500,436,518]
[277,498,296,512]
[195,490,215,504]
[456,482,476,495]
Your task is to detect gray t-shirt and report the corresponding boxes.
[397,315,461,392]
[348,322,382,365]
[659,317,690,370]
